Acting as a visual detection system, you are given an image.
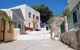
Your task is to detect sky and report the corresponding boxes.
[0,0,68,15]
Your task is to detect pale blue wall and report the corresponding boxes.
[68,2,80,31]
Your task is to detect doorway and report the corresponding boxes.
[60,21,65,33]
[33,22,36,31]
[0,19,5,42]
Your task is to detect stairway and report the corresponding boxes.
[16,30,51,40]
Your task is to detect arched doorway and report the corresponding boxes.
[60,21,65,33]
[0,19,5,42]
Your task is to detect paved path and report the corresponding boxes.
[0,39,74,50]
[17,31,50,40]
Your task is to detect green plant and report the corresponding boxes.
[32,4,53,23]
[61,8,70,17]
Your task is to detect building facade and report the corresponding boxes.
[1,4,40,34]
[67,0,80,31]
[1,8,25,34]
[0,10,14,42]
[23,4,40,31]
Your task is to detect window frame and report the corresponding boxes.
[73,10,77,24]
[29,12,31,18]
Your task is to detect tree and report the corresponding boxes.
[61,8,70,17]
[0,10,14,33]
[0,10,9,20]
[0,10,14,24]
[32,5,53,24]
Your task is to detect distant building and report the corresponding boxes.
[1,4,40,34]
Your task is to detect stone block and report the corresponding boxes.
[60,29,80,50]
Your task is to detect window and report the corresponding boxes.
[73,10,77,24]
[18,24,21,28]
[60,21,65,33]
[33,14,35,19]
[29,22,30,27]
[36,16,39,20]
[29,12,31,18]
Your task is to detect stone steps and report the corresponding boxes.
[16,31,50,40]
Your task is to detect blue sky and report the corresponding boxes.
[0,0,68,15]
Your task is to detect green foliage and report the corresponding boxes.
[0,10,9,21]
[47,16,54,24]
[61,8,70,17]
[0,10,15,24]
[32,4,53,23]
[7,16,15,25]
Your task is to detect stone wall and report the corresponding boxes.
[4,21,14,42]
[60,29,80,50]
[14,28,20,40]
[49,17,63,38]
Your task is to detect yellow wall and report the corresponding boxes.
[0,19,3,41]
[14,28,20,40]
[0,33,3,41]
[0,19,20,42]
[4,21,14,42]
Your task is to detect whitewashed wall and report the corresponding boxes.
[1,4,41,32]
[23,5,40,29]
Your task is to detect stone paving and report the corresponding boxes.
[0,39,74,50]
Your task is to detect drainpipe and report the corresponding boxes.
[64,16,68,32]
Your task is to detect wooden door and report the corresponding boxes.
[0,19,5,41]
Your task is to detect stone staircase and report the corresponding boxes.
[16,31,50,40]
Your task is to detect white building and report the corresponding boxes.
[1,4,40,34]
